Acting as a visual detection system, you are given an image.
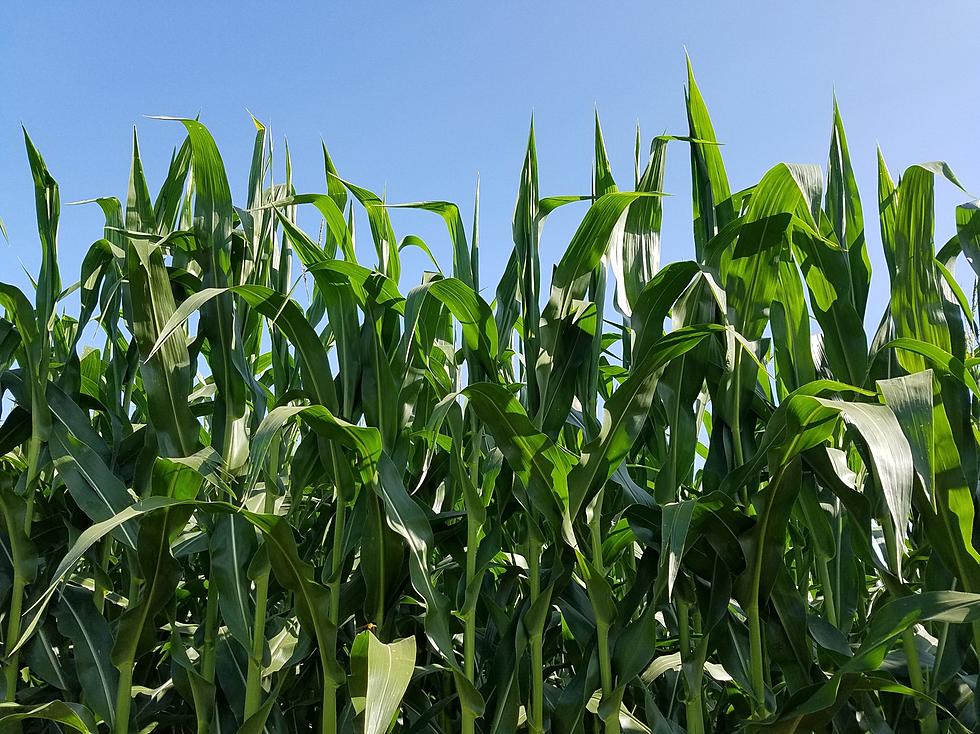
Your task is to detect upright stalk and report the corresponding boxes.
[730,350,746,469]
[368,489,387,628]
[94,541,112,615]
[328,492,347,623]
[527,529,544,734]
[3,565,26,703]
[243,569,271,718]
[3,430,42,703]
[461,417,484,734]
[113,659,135,734]
[596,621,619,734]
[322,488,347,734]
[244,463,280,720]
[201,576,219,685]
[112,559,143,734]
[816,557,838,627]
[319,646,337,734]
[747,597,766,718]
[461,507,479,734]
[590,490,620,734]
[882,520,937,733]
[677,601,705,734]
[747,487,768,720]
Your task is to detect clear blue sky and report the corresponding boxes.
[2,2,978,326]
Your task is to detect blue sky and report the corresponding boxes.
[2,2,978,326]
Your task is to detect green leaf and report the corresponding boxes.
[237,510,342,687]
[510,122,542,413]
[824,99,869,319]
[552,192,664,293]
[389,200,473,288]
[955,200,980,278]
[22,128,61,334]
[331,175,400,281]
[686,54,733,257]
[275,193,353,263]
[374,455,466,684]
[349,631,417,734]
[169,117,250,470]
[790,225,867,386]
[715,164,808,341]
[426,277,498,375]
[889,164,952,373]
[247,404,382,492]
[660,500,696,601]
[819,399,914,547]
[463,383,572,535]
[112,458,200,668]
[0,702,97,733]
[568,325,723,520]
[611,135,668,316]
[845,591,980,672]
[147,284,340,411]
[56,586,118,727]
[124,185,199,457]
[881,337,980,395]
[48,418,139,549]
[211,514,257,651]
[737,457,803,608]
[878,371,935,500]
[170,632,215,732]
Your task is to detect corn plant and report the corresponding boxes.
[3,58,980,733]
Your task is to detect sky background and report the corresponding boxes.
[2,1,978,330]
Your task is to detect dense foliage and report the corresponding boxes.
[3,60,980,733]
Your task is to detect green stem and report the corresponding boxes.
[832,498,843,624]
[328,493,347,624]
[113,656,135,734]
[201,577,219,685]
[322,488,347,734]
[113,567,142,734]
[881,521,937,731]
[528,530,544,734]
[970,623,980,725]
[590,489,605,574]
[678,602,705,734]
[529,633,544,734]
[3,432,42,704]
[320,648,337,734]
[747,597,765,718]
[462,509,479,734]
[368,488,386,628]
[322,682,338,734]
[746,481,768,718]
[94,540,112,615]
[244,467,281,719]
[3,573,25,703]
[243,569,270,718]
[817,557,838,628]
[588,489,619,734]
[901,629,937,732]
[596,621,620,734]
[461,418,485,734]
[731,350,745,469]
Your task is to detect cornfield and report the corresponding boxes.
[3,58,980,733]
